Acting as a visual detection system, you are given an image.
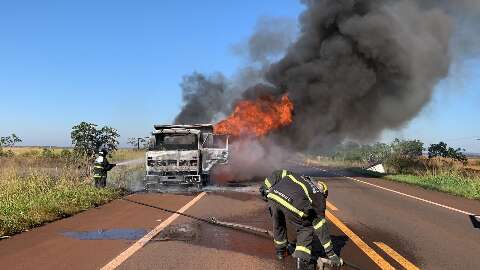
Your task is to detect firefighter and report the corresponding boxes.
[260,170,343,270]
[93,148,116,188]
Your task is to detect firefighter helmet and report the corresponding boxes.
[100,148,108,156]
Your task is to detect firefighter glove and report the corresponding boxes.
[327,252,344,267]
[259,187,268,202]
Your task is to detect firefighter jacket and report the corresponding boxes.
[262,170,334,254]
[93,155,114,179]
[260,169,291,200]
[264,172,326,218]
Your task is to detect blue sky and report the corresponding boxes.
[0,1,479,152]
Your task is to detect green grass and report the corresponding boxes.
[0,152,148,237]
[0,167,125,237]
[385,173,480,200]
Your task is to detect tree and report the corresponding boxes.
[332,142,363,161]
[332,141,391,164]
[127,137,148,150]
[385,139,424,173]
[71,122,120,166]
[390,138,423,158]
[0,134,22,157]
[428,142,448,158]
[365,143,391,165]
[127,137,138,148]
[428,142,467,163]
[0,134,22,147]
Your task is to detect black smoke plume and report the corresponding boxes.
[174,72,231,124]
[175,0,479,152]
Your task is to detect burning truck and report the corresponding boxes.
[145,124,229,190]
[145,94,294,191]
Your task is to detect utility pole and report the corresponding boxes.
[137,137,149,150]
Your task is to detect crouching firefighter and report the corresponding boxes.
[93,148,116,188]
[260,170,343,270]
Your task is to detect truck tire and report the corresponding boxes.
[201,174,210,186]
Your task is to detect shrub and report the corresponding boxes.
[41,148,56,158]
[428,142,467,163]
[20,149,40,157]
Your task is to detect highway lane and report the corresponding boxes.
[0,188,380,269]
[0,193,195,270]
[114,191,380,270]
[296,164,480,270]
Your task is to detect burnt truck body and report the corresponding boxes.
[144,124,229,190]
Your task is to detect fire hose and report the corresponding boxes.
[122,197,362,270]
[122,197,273,238]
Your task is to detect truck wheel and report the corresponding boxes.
[201,174,210,186]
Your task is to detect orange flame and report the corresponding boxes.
[214,94,294,137]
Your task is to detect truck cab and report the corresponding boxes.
[145,124,228,190]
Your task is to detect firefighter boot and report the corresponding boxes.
[276,248,287,260]
[297,258,315,270]
[287,243,296,255]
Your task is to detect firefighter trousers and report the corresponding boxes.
[94,175,107,188]
[268,201,314,261]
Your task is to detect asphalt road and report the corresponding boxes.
[1,163,479,270]
[298,164,480,270]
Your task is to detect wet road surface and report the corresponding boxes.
[0,163,479,269]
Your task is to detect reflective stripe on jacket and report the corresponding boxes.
[261,169,290,198]
[93,156,108,177]
[267,172,325,218]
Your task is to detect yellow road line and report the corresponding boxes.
[325,210,395,270]
[100,192,207,270]
[326,201,338,211]
[374,242,420,270]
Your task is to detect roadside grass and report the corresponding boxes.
[5,146,65,155]
[0,152,147,237]
[303,154,480,201]
[0,167,125,237]
[467,157,480,171]
[385,173,480,200]
[4,147,144,163]
[342,166,480,201]
[110,149,145,162]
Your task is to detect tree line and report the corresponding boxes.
[330,138,467,172]
[1,122,120,163]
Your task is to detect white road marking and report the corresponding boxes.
[311,166,476,216]
[100,192,207,270]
